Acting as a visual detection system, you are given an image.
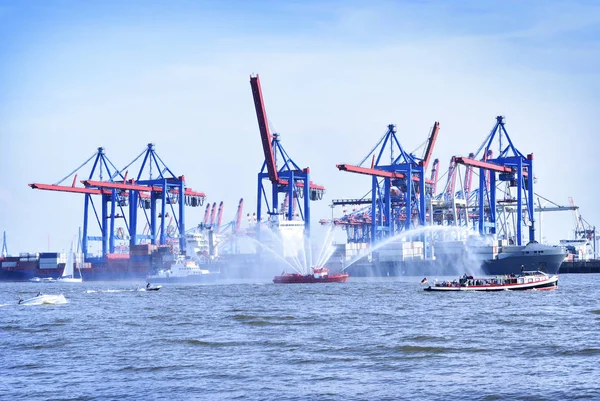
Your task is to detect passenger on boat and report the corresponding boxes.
[146,283,151,289]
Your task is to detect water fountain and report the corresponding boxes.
[338,225,489,277]
[241,220,345,283]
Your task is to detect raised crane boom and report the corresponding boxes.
[419,122,440,171]
[216,201,224,231]
[250,74,278,183]
[235,198,244,232]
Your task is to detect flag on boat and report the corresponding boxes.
[420,277,428,285]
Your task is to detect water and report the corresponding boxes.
[1,275,599,400]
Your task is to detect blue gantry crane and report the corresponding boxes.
[336,122,440,244]
[454,116,535,245]
[29,144,206,257]
[249,74,325,236]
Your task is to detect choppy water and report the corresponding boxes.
[1,274,599,400]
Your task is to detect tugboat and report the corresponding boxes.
[273,267,349,284]
[422,270,558,292]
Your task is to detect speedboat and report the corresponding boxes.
[422,271,558,292]
[29,277,56,283]
[145,284,162,291]
[18,293,68,305]
[273,267,349,284]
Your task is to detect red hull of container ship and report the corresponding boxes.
[272,267,349,284]
[0,244,170,282]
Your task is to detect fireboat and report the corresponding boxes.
[272,267,349,284]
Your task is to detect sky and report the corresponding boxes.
[1,0,599,254]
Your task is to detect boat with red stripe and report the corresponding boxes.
[423,270,558,292]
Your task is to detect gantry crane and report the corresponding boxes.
[29,144,206,257]
[454,116,534,245]
[336,122,440,244]
[249,74,325,236]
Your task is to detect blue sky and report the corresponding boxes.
[1,0,599,254]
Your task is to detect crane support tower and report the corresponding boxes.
[454,116,535,245]
[29,144,205,257]
[249,74,325,236]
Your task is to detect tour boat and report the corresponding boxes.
[272,267,349,284]
[422,270,558,292]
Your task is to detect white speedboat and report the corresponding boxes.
[423,271,558,292]
[29,277,56,283]
[18,293,68,305]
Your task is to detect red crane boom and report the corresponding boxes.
[250,74,278,183]
[336,164,434,184]
[203,204,210,226]
[419,122,440,171]
[235,199,244,232]
[453,156,513,173]
[209,202,217,226]
[216,201,224,231]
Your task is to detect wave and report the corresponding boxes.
[86,288,142,293]
[559,348,600,356]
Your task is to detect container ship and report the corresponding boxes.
[0,244,173,282]
[329,239,567,277]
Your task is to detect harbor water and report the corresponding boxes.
[1,274,599,400]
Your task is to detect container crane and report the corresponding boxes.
[82,143,205,254]
[30,144,205,257]
[217,198,245,254]
[250,74,325,236]
[336,122,439,244]
[454,116,534,245]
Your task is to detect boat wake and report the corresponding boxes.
[86,288,146,293]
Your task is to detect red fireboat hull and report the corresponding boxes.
[272,273,349,284]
